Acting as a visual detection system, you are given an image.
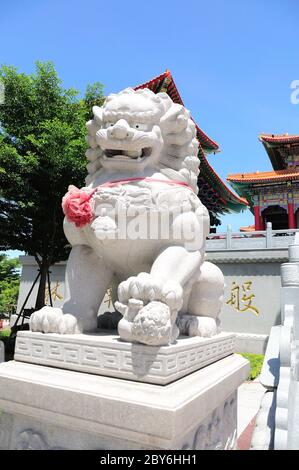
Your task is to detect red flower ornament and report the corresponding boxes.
[62,185,94,228]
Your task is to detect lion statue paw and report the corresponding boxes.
[118,273,183,311]
[30,306,81,334]
[116,299,179,346]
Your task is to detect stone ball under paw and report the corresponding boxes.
[131,301,173,346]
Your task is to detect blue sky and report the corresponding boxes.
[1,0,298,257]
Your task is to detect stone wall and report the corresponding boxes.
[206,248,289,353]
[214,262,281,335]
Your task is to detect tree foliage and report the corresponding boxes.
[0,62,104,308]
[0,254,20,317]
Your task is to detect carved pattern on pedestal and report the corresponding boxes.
[15,333,235,383]
[0,424,9,449]
[0,412,13,450]
[17,429,64,450]
[180,392,237,450]
[17,429,49,450]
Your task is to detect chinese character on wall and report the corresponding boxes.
[226,281,259,316]
[104,286,113,309]
[45,281,63,305]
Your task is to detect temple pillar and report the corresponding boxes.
[288,202,296,229]
[254,205,261,230]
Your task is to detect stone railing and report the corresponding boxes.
[251,233,299,450]
[206,222,299,251]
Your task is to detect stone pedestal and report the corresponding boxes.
[14,330,236,385]
[0,332,249,450]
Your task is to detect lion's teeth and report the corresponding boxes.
[127,150,142,158]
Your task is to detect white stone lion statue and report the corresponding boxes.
[30,87,224,345]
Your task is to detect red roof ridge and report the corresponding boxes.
[240,224,255,232]
[227,167,299,183]
[259,133,299,144]
[134,70,169,90]
[134,71,219,151]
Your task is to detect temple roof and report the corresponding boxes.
[240,224,255,232]
[134,70,248,215]
[260,134,299,145]
[227,168,299,184]
[259,134,299,170]
[227,133,299,210]
[199,146,248,210]
[135,70,220,152]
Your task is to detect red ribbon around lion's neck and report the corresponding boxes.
[62,177,195,228]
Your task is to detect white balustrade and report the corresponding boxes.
[206,222,299,251]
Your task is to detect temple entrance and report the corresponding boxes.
[262,205,288,230]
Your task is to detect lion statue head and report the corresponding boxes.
[85,87,200,192]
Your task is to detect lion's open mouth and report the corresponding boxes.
[102,147,152,162]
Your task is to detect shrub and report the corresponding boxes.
[239,353,264,380]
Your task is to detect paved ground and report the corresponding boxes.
[237,377,265,449]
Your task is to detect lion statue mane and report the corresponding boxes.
[30,87,224,346]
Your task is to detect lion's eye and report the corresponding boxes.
[133,123,147,131]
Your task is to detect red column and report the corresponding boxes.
[288,202,296,229]
[254,205,261,230]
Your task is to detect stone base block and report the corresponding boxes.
[14,330,235,385]
[227,332,269,355]
[0,355,249,450]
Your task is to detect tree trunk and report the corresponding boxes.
[35,261,49,310]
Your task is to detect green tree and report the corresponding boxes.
[0,254,19,282]
[0,62,104,309]
[0,254,20,316]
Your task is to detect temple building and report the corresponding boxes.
[227,134,299,230]
[134,71,248,227]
